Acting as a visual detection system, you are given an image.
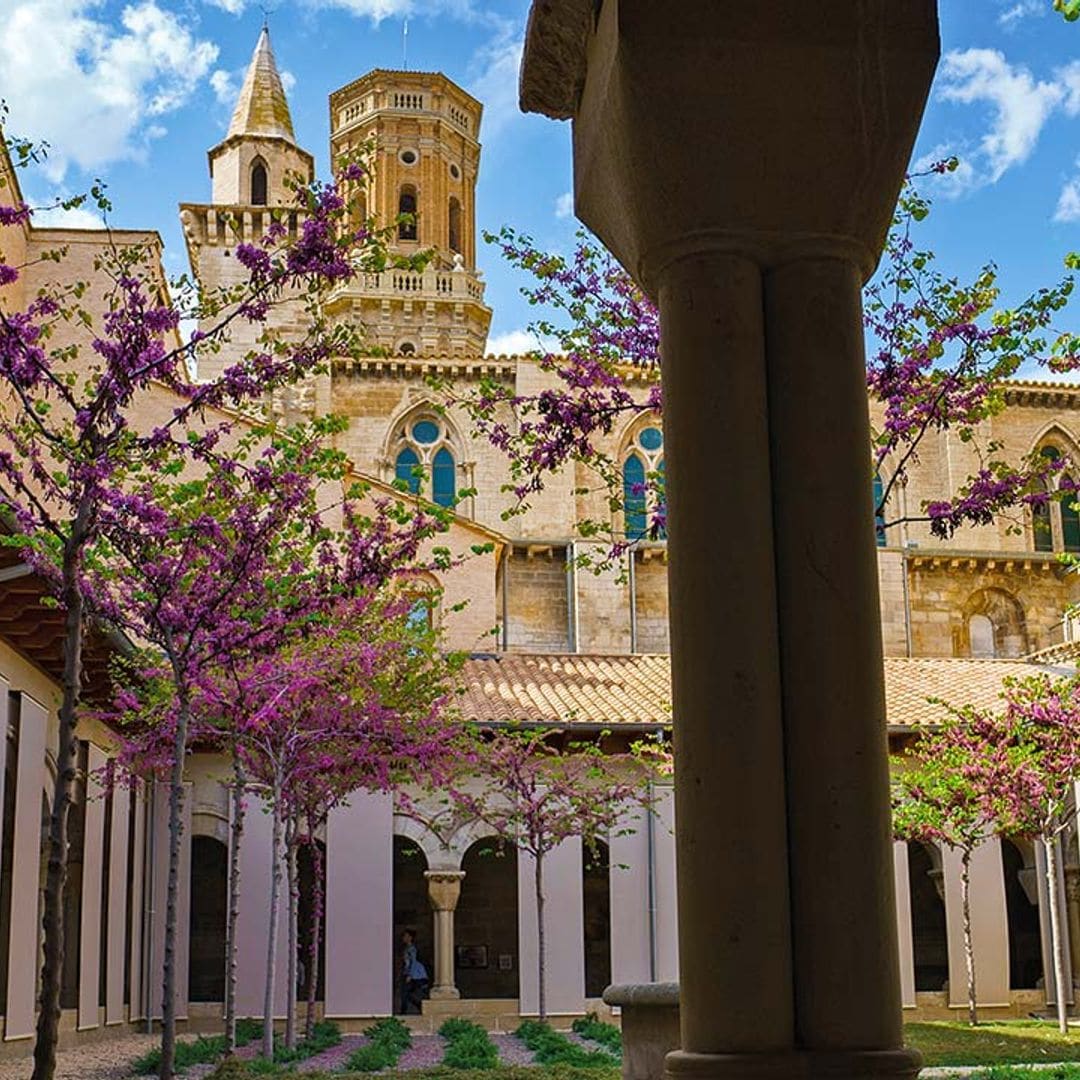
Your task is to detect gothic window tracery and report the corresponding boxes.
[622,423,665,541]
[391,414,460,509]
[1030,443,1080,553]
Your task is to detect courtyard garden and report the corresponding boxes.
[105,1018,1080,1080]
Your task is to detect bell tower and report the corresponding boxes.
[208,27,314,206]
[326,69,492,356]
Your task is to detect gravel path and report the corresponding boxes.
[394,1034,446,1070]
[0,1034,160,1080]
[294,1032,368,1073]
[491,1032,536,1066]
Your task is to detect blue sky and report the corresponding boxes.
[4,0,1080,357]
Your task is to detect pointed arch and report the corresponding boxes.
[618,414,665,541]
[1029,426,1080,553]
[250,157,268,206]
[385,402,467,511]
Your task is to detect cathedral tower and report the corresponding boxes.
[208,28,314,206]
[326,69,492,356]
[180,27,317,388]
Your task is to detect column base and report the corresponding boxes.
[666,1048,922,1080]
[429,987,461,1001]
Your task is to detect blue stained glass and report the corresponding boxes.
[433,447,456,508]
[873,472,886,547]
[412,420,440,444]
[623,454,647,539]
[395,447,421,494]
[639,427,663,452]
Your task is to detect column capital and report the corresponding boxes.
[521,0,939,295]
[425,870,465,912]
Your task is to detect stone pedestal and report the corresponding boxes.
[426,871,465,1000]
[604,983,680,1080]
[520,4,939,1080]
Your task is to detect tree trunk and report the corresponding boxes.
[304,825,323,1042]
[31,532,86,1080]
[263,774,284,1060]
[225,758,246,1053]
[285,818,299,1050]
[535,853,546,1022]
[960,848,978,1026]
[1046,834,1070,1035]
[158,680,193,1080]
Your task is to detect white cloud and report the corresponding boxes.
[469,29,524,138]
[30,203,105,229]
[281,70,297,94]
[1055,178,1080,222]
[554,192,574,219]
[937,48,1063,184]
[205,0,246,12]
[910,144,978,197]
[998,0,1045,26]
[0,1,218,181]
[486,328,549,356]
[210,68,238,106]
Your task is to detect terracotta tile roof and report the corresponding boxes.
[454,654,1074,730]
[455,654,672,728]
[881,657,1071,730]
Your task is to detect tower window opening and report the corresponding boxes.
[251,160,268,206]
[449,197,462,254]
[399,186,418,241]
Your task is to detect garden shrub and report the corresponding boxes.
[347,1016,413,1072]
[273,1019,342,1064]
[439,1018,499,1069]
[515,1020,614,1068]
[571,1014,621,1056]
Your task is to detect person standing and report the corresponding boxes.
[400,928,429,1014]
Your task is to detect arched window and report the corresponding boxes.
[432,447,456,508]
[1062,475,1080,552]
[623,455,647,540]
[448,197,462,253]
[250,160,268,206]
[622,422,665,541]
[873,472,887,547]
[395,447,421,495]
[1031,443,1080,553]
[963,587,1028,658]
[968,613,995,658]
[390,414,460,508]
[398,186,418,241]
[1033,480,1053,553]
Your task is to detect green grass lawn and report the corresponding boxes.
[906,1021,1080,1067]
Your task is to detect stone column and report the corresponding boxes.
[1065,866,1080,982]
[426,871,465,1000]
[519,3,939,1078]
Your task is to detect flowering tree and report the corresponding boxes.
[98,428,358,1077]
[220,598,463,1057]
[0,126,398,1080]
[451,167,1080,564]
[891,715,1002,1025]
[450,729,661,1019]
[974,674,1080,1034]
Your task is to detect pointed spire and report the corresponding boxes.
[227,27,296,143]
